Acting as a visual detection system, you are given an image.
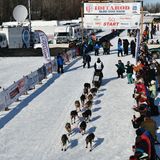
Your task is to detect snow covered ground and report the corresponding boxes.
[0,57,46,89]
[0,31,159,160]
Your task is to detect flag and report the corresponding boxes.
[135,29,140,61]
[37,30,51,62]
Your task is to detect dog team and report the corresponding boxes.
[61,82,97,152]
[61,57,104,152]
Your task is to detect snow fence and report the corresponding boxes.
[0,49,78,111]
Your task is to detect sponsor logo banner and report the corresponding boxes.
[26,71,39,89]
[84,3,141,15]
[5,77,27,106]
[37,65,46,82]
[37,30,51,62]
[84,14,141,29]
[45,62,52,76]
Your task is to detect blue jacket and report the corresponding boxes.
[57,55,64,65]
[94,44,100,50]
[118,42,123,51]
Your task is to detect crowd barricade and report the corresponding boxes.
[5,77,28,107]
[0,91,7,111]
[26,71,39,90]
[0,48,79,112]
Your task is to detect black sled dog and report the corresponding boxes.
[85,133,95,151]
[82,109,92,122]
[70,110,78,124]
[79,121,87,135]
[61,134,69,151]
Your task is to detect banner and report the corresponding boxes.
[5,77,27,106]
[0,91,6,111]
[45,62,52,76]
[26,71,39,89]
[37,30,51,62]
[37,65,46,82]
[84,14,141,29]
[84,3,141,15]
[51,59,57,72]
[135,29,140,60]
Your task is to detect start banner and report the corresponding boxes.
[84,2,141,15]
[84,14,141,29]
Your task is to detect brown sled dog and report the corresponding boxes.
[75,100,81,112]
[65,122,72,136]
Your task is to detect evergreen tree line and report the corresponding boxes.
[0,0,81,23]
[0,0,160,24]
[144,3,160,13]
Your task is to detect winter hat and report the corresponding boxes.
[151,80,155,85]
[97,58,101,63]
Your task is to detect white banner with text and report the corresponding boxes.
[84,14,141,29]
[84,2,141,15]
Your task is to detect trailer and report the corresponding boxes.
[0,26,30,48]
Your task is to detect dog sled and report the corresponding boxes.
[92,70,103,88]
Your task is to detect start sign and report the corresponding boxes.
[84,15,141,29]
[83,2,141,30]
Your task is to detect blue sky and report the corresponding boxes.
[144,0,160,4]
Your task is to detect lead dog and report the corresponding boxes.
[61,134,69,151]
[85,133,95,151]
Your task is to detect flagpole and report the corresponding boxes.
[28,0,32,47]
[81,0,84,43]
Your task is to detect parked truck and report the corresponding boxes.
[0,25,30,48]
[55,23,81,44]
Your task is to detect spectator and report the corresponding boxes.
[102,41,107,55]
[130,40,136,58]
[94,42,100,56]
[106,40,112,55]
[117,38,123,57]
[83,54,91,68]
[140,112,157,140]
[57,53,64,74]
[148,80,157,99]
[123,39,129,56]
[125,61,134,84]
[115,60,125,78]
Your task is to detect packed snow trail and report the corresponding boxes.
[0,33,136,160]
